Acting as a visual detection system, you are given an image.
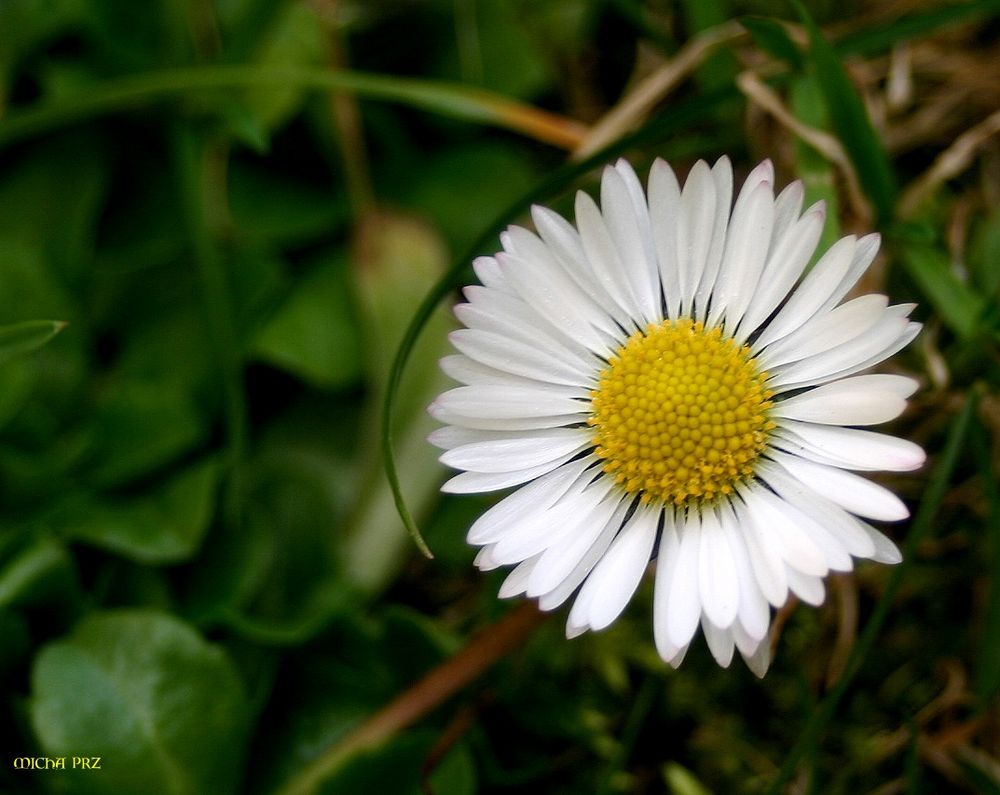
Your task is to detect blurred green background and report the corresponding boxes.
[0,0,999,793]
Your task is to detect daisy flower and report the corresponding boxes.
[428,158,923,676]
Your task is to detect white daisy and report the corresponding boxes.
[428,157,924,676]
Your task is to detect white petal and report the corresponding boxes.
[430,385,586,422]
[535,499,631,610]
[529,488,625,596]
[754,235,857,348]
[466,457,594,544]
[472,255,511,292]
[691,156,733,318]
[698,505,740,629]
[756,294,889,370]
[531,204,634,332]
[676,160,717,316]
[440,428,590,473]
[438,354,588,397]
[701,616,735,667]
[771,179,805,244]
[648,158,683,320]
[665,510,704,648]
[498,555,540,598]
[711,178,775,333]
[738,202,825,341]
[653,509,683,661]
[767,311,912,390]
[460,280,599,362]
[491,476,614,564]
[786,567,825,605]
[449,328,594,387]
[601,165,660,324]
[759,455,876,558]
[719,500,770,641]
[442,448,583,494]
[735,622,771,678]
[767,453,910,522]
[616,159,662,306]
[576,191,643,326]
[496,254,615,357]
[772,319,921,391]
[778,421,926,472]
[771,374,917,425]
[568,504,659,632]
[858,522,903,564]
[731,494,788,608]
[737,481,831,576]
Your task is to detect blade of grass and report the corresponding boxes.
[764,389,978,794]
[792,0,896,222]
[0,65,586,151]
[900,245,984,341]
[836,0,1000,57]
[972,420,1000,704]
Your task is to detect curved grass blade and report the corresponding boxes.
[764,388,978,794]
[792,0,896,222]
[0,66,585,151]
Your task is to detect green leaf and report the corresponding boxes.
[742,16,803,70]
[253,252,362,390]
[900,245,983,340]
[52,459,220,564]
[794,0,896,221]
[81,380,207,489]
[239,1,327,135]
[228,160,350,245]
[31,609,250,795]
[0,134,108,281]
[0,319,66,364]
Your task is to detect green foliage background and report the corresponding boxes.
[0,0,999,793]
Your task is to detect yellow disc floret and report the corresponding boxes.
[588,318,775,507]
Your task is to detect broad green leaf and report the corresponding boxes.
[252,252,362,390]
[80,379,207,489]
[435,0,552,99]
[52,459,220,564]
[0,239,73,323]
[794,0,896,221]
[901,245,983,340]
[228,160,350,245]
[240,1,327,134]
[0,319,66,364]
[31,610,250,795]
[0,134,108,281]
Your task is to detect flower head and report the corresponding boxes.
[428,158,923,676]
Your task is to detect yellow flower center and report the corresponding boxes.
[588,318,775,507]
